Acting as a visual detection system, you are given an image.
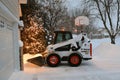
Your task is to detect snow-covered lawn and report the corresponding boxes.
[92,36,120,49]
[9,37,120,80]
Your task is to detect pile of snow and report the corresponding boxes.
[93,42,120,60]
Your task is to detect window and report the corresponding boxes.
[55,33,72,43]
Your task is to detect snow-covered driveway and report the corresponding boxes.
[9,38,120,80]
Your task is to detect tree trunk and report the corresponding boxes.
[110,35,116,44]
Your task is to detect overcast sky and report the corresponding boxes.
[65,0,105,28]
[20,0,81,10]
[65,0,82,10]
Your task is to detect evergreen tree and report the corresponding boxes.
[21,0,46,54]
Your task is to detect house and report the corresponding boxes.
[97,28,109,37]
[0,0,25,80]
[91,28,109,39]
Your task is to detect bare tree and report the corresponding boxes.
[39,0,67,33]
[84,0,120,44]
[69,5,97,35]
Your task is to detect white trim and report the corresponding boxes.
[13,23,20,71]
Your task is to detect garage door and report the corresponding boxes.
[0,16,14,80]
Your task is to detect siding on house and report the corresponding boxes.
[0,0,20,80]
[0,19,14,80]
[0,0,19,18]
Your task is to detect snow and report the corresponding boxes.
[92,37,120,49]
[19,40,23,47]
[9,37,120,80]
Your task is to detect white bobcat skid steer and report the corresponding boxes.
[44,31,92,67]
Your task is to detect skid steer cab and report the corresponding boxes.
[44,31,92,67]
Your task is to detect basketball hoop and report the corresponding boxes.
[75,16,89,26]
